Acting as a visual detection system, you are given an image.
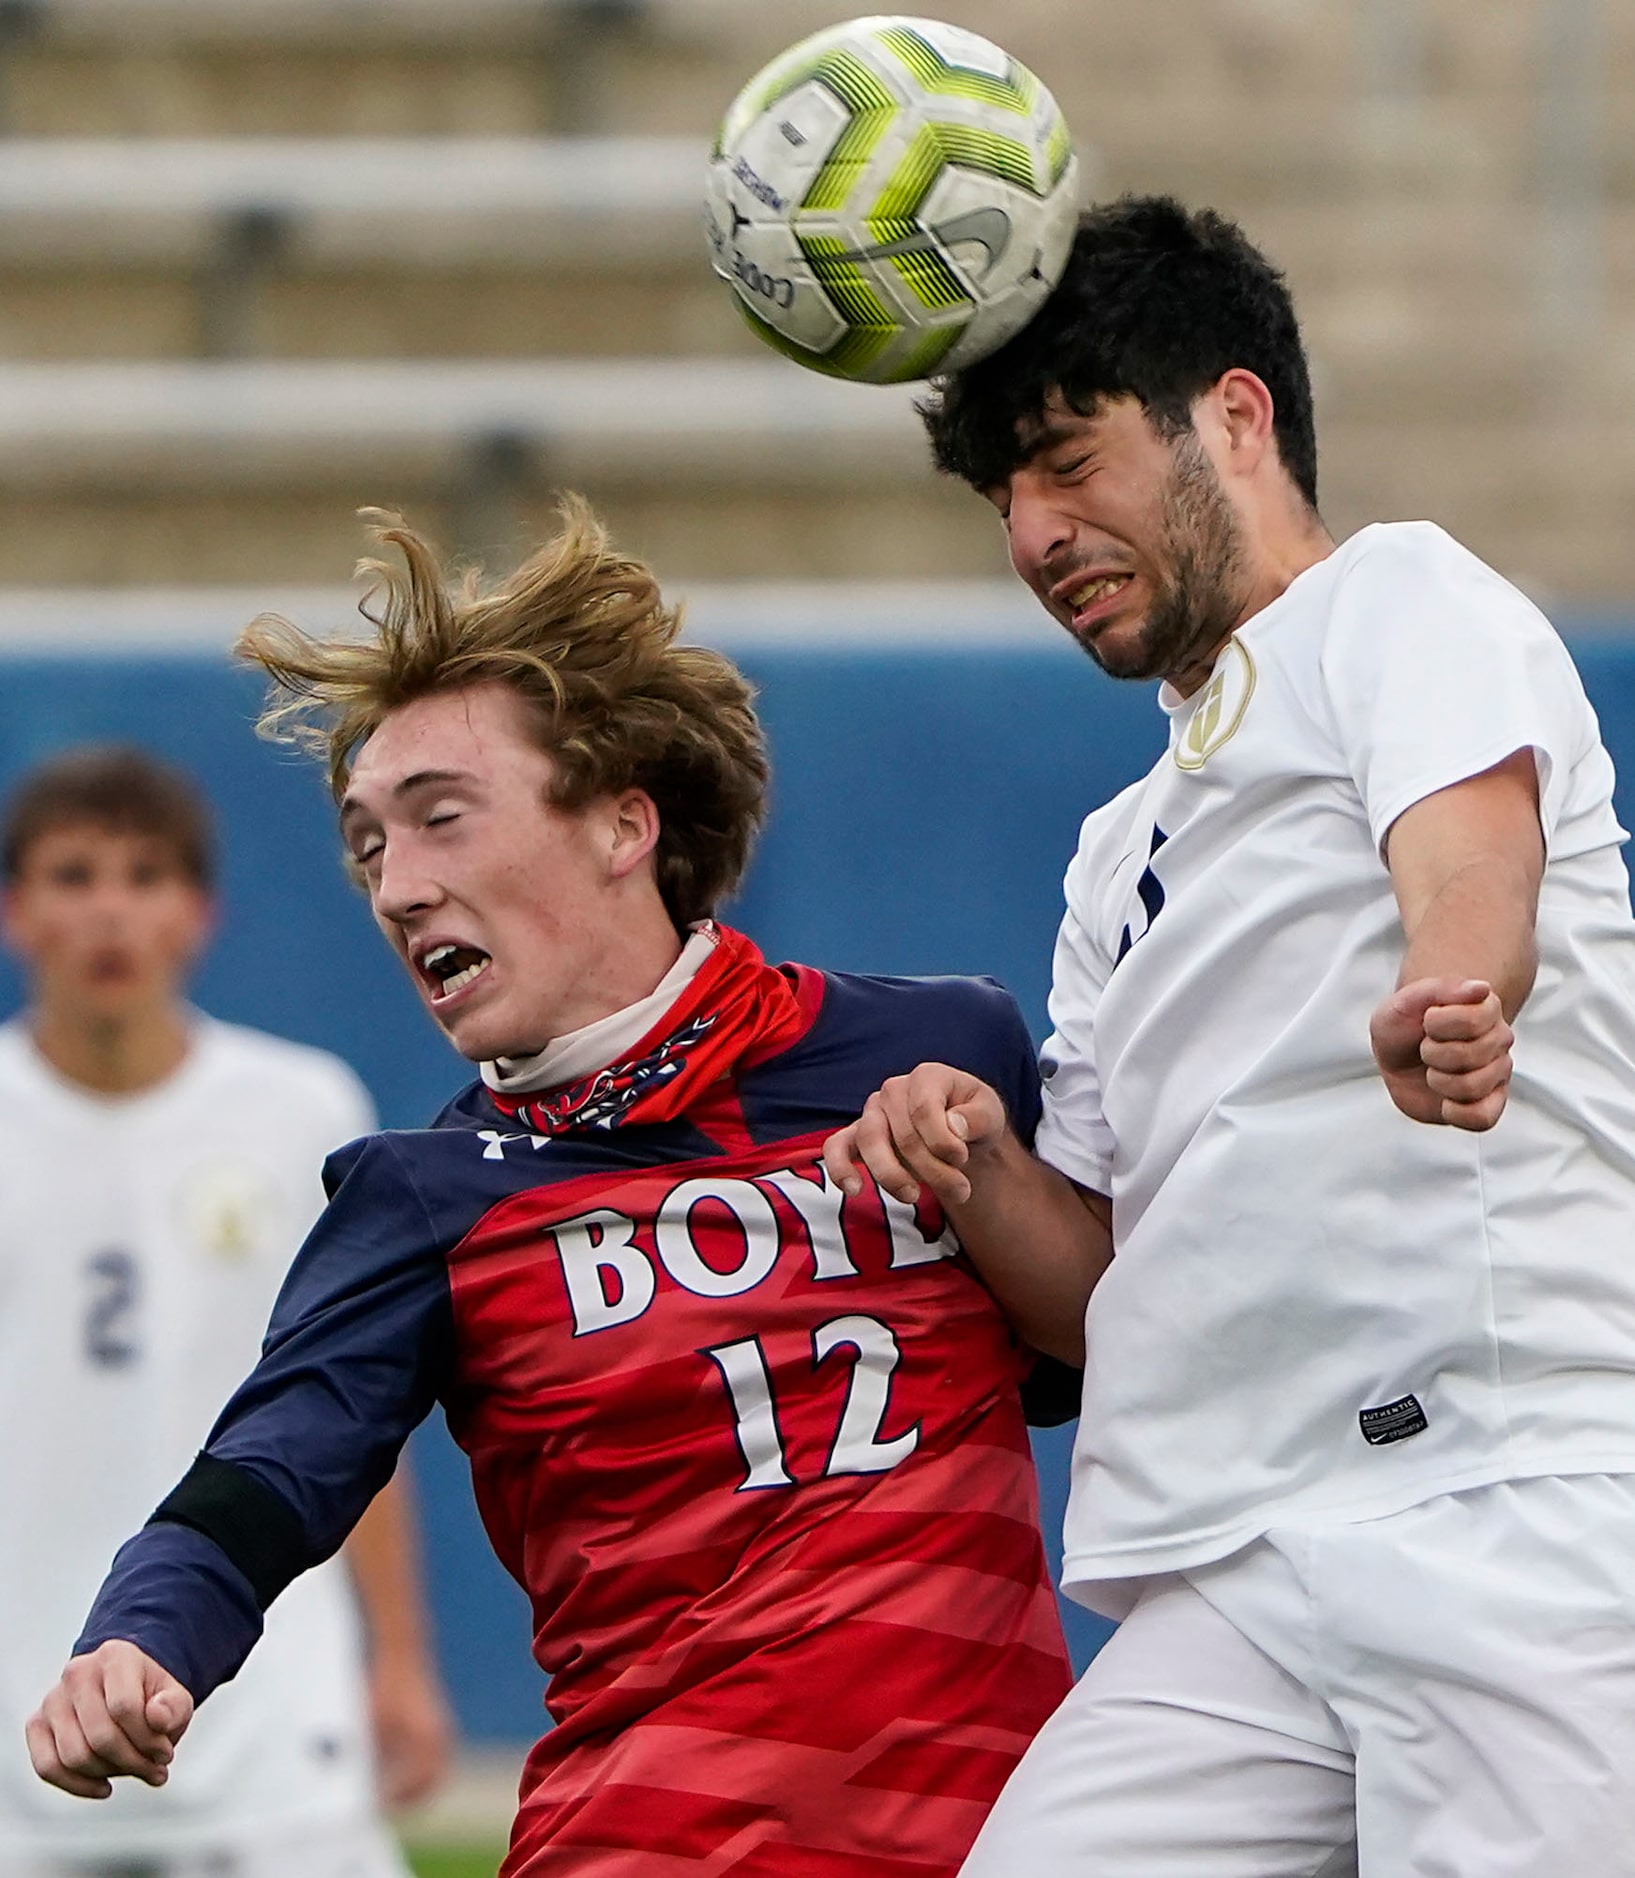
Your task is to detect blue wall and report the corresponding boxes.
[3,627,1631,1738]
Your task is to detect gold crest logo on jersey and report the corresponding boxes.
[174,1160,276,1262]
[1174,638,1255,771]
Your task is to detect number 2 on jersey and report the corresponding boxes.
[706,1314,920,1490]
[83,1248,141,1368]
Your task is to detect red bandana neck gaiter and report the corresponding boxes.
[488,925,818,1137]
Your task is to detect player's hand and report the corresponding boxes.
[822,1063,1009,1208]
[1370,977,1514,1130]
[25,1641,193,1799]
[369,1649,454,1808]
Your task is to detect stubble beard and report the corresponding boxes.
[1084,434,1251,685]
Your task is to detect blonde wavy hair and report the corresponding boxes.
[236,497,768,928]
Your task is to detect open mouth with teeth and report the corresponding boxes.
[1067,573,1133,631]
[420,942,492,1003]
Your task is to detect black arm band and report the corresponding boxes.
[1020,1353,1083,1428]
[148,1453,313,1610]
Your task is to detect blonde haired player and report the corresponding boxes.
[25,509,1073,1876]
[1,747,449,1878]
[828,196,1635,1876]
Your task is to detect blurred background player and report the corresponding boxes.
[26,504,1074,1877]
[0,746,452,1878]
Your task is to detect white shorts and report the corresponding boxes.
[962,1473,1635,1877]
[10,1816,410,1878]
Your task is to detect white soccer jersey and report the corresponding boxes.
[0,1016,385,1859]
[1037,521,1635,1616]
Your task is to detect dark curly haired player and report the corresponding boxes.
[830,196,1635,1876]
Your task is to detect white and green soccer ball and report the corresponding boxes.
[705,15,1080,385]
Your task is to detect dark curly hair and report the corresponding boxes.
[921,195,1319,509]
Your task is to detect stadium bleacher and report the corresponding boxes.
[0,359,986,585]
[0,0,1629,597]
[0,134,738,372]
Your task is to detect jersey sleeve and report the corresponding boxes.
[968,976,1044,1148]
[1033,849,1117,1195]
[1319,524,1593,854]
[74,1133,455,1700]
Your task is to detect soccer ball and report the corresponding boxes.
[705,15,1079,385]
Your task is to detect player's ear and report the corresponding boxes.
[1200,369,1276,479]
[0,883,23,957]
[182,888,219,961]
[157,882,216,992]
[0,869,45,962]
[604,790,661,882]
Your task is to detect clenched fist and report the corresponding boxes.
[1371,976,1514,1130]
[822,1062,1009,1209]
[27,1640,193,1800]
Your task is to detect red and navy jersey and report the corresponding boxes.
[80,934,1074,1876]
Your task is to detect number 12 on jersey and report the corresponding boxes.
[706,1314,920,1490]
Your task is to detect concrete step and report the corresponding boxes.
[1321,414,1635,601]
[0,0,902,139]
[0,0,701,136]
[0,261,753,360]
[10,0,1631,141]
[0,258,1604,422]
[0,260,754,359]
[0,354,1005,584]
[1090,95,1585,206]
[3,431,1631,597]
[0,430,1630,597]
[0,476,1010,586]
[1253,199,1635,296]
[0,136,737,359]
[0,137,706,265]
[0,360,1629,597]
[0,253,1602,439]
[0,356,932,485]
[3,137,1632,378]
